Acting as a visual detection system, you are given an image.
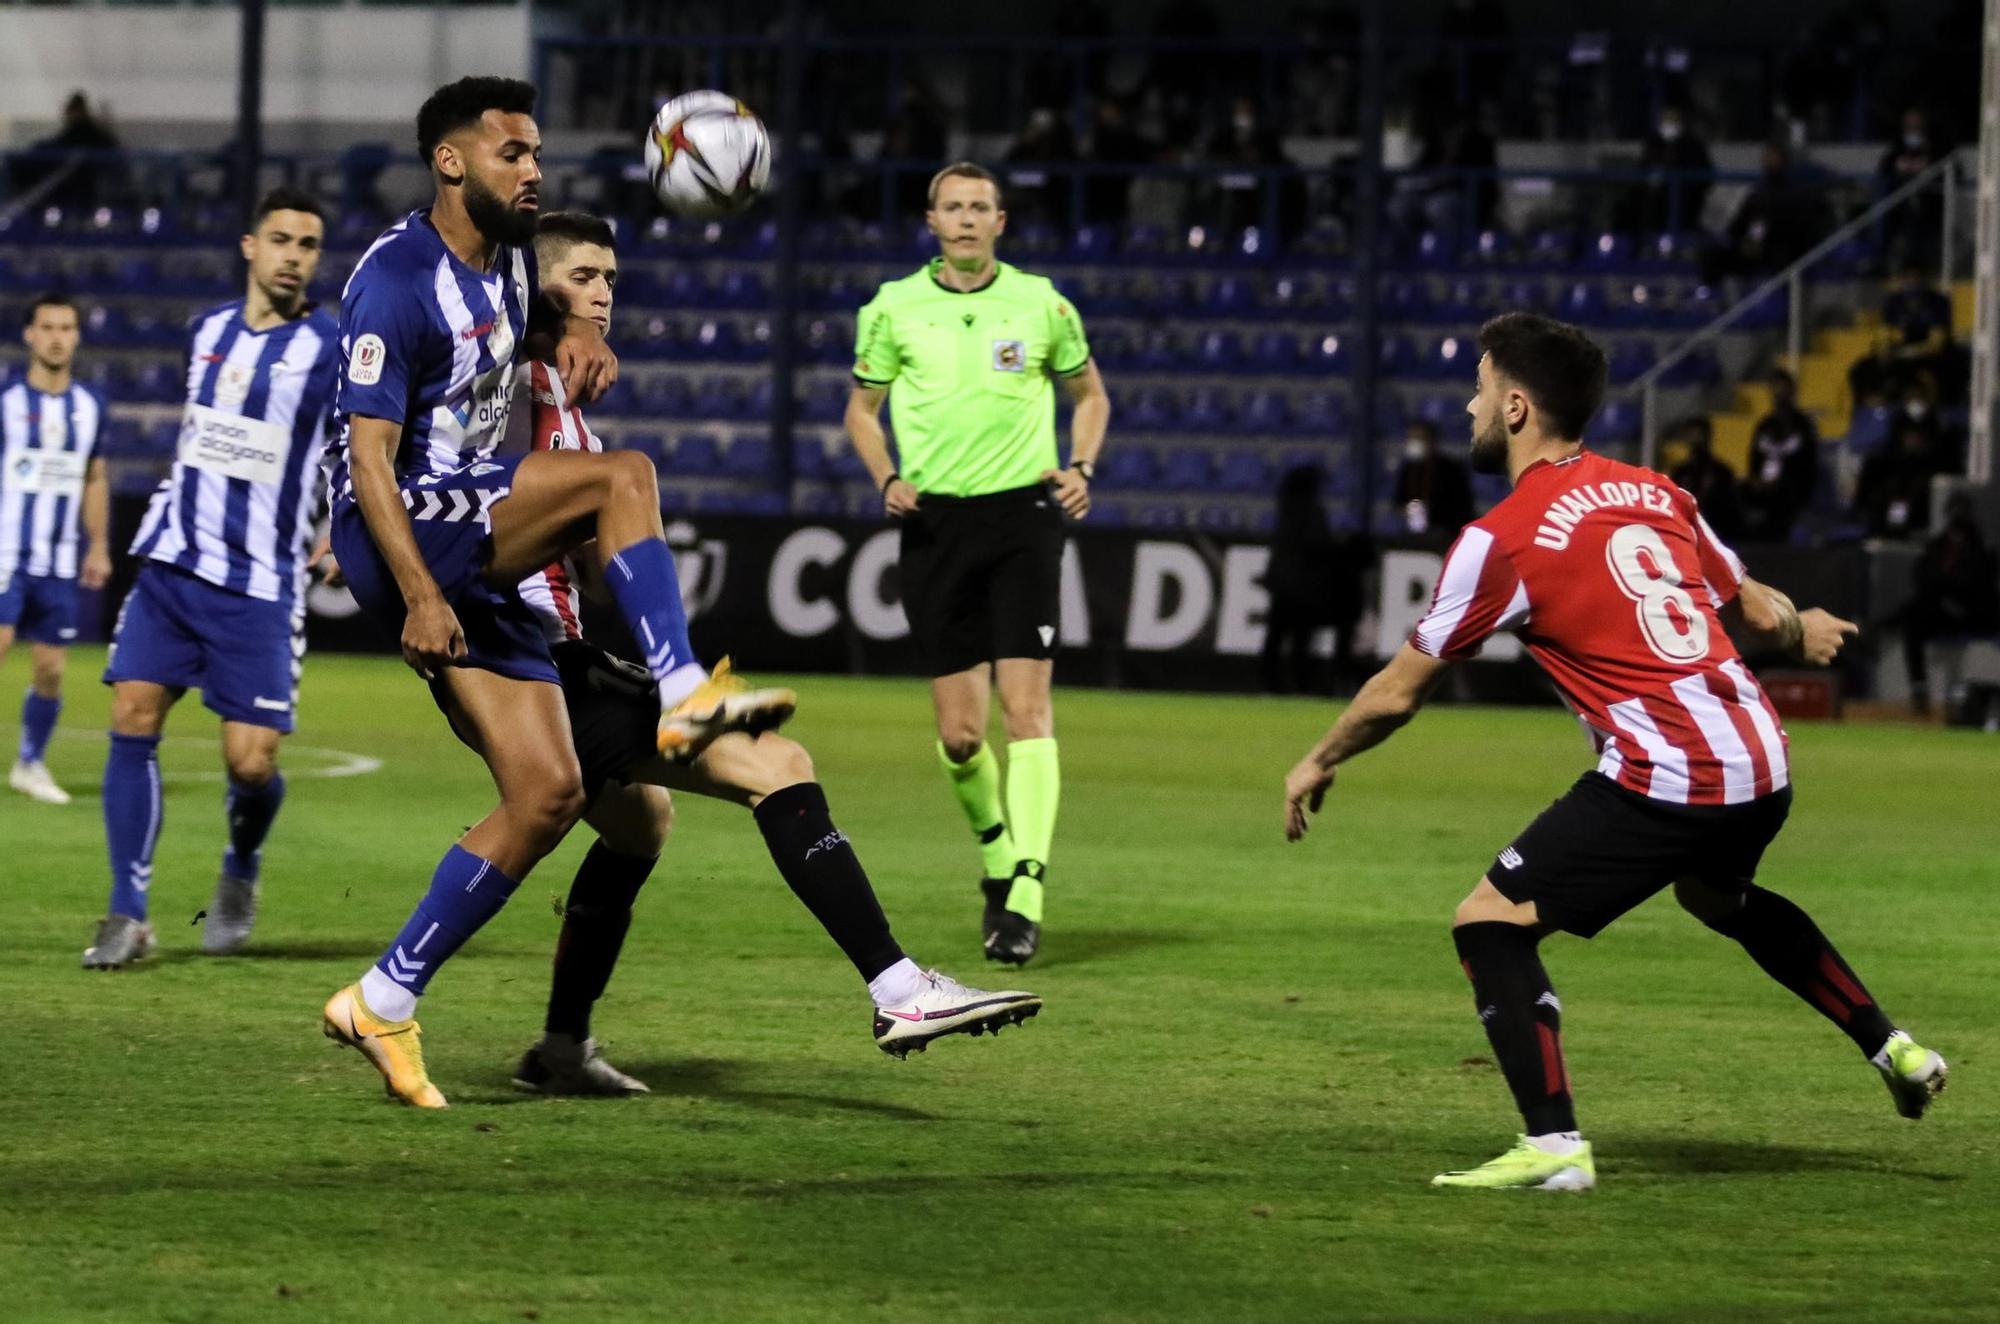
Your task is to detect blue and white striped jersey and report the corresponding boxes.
[331,210,534,503]
[0,380,104,581]
[130,300,342,605]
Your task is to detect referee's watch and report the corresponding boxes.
[1069,460,1095,482]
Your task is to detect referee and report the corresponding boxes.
[844,161,1111,966]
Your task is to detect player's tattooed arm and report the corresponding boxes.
[346,414,465,675]
[1724,576,1858,666]
[1284,644,1453,841]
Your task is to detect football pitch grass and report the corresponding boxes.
[4,648,1994,1323]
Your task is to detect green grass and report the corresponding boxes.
[4,647,1996,1323]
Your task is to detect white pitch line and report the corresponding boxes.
[39,729,383,786]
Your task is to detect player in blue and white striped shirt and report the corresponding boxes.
[83,188,342,970]
[2,294,110,806]
[319,77,795,1108]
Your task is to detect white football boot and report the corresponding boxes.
[872,969,1042,1059]
[10,759,72,805]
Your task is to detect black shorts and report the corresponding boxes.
[898,483,1064,677]
[1487,772,1793,938]
[429,640,659,803]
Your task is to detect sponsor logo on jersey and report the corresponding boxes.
[992,339,1026,372]
[1498,846,1525,870]
[348,334,386,385]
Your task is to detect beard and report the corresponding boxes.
[1469,414,1511,474]
[463,169,538,246]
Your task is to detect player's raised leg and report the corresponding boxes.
[324,671,585,1108]
[1431,880,1595,1192]
[202,722,287,955]
[1675,879,1947,1118]
[640,728,1043,1057]
[11,641,71,803]
[482,448,793,756]
[993,656,1058,964]
[515,780,669,1096]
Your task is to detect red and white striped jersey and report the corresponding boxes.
[1410,449,1789,806]
[515,360,601,644]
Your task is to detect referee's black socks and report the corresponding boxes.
[1696,885,1896,1058]
[1453,922,1577,1136]
[754,782,906,982]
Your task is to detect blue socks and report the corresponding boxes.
[222,772,286,882]
[103,733,163,921]
[19,689,59,763]
[362,845,520,1019]
[604,537,705,706]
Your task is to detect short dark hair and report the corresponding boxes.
[1767,366,1796,389]
[535,210,617,260]
[1476,312,1606,441]
[927,160,1004,210]
[250,186,326,232]
[416,76,537,164]
[22,293,76,328]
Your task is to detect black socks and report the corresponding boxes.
[1697,885,1896,1057]
[545,842,655,1040]
[1453,922,1577,1136]
[753,782,906,983]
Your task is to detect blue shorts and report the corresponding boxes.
[103,562,304,732]
[0,571,80,645]
[331,454,557,685]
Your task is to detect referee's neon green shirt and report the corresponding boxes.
[853,258,1091,496]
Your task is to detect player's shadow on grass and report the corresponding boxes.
[1614,1134,1962,1182]
[1029,927,1193,970]
[487,1056,943,1122]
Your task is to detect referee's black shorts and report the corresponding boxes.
[898,482,1064,677]
[1486,771,1793,938]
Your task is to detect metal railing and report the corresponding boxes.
[1634,151,1968,468]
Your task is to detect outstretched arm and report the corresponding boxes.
[1721,575,1858,665]
[1283,644,1454,842]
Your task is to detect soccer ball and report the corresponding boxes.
[644,91,771,219]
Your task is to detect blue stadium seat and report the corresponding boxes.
[671,433,723,476]
[1842,404,1893,455]
[1134,275,1193,317]
[1639,231,1702,272]
[1587,399,1640,444]
[721,436,774,479]
[620,433,667,465]
[1099,448,1162,490]
[1436,277,1487,324]
[1159,449,1216,490]
[689,378,748,419]
[1659,346,1719,387]
[1303,333,1350,375]
[1238,388,1291,434]
[793,488,844,518]
[1376,335,1417,378]
[625,318,681,361]
[593,379,640,416]
[1068,224,1116,262]
[713,269,769,308]
[1422,335,1476,380]
[826,445,871,481]
[1124,388,1179,432]
[1289,390,1347,437]
[1581,231,1636,273]
[1206,276,1254,315]
[791,437,828,480]
[1261,275,1328,319]
[1215,449,1272,493]
[1248,331,1300,374]
[1090,326,1135,370]
[1134,328,1184,371]
[1462,228,1513,267]
[1522,230,1574,272]
[1382,279,1431,322]
[1193,330,1243,371]
[689,320,744,362]
[1411,230,1455,271]
[134,360,181,403]
[797,381,846,424]
[1606,341,1657,385]
[1181,387,1233,433]
[1196,504,1250,533]
[1557,281,1611,326]
[1499,279,1545,313]
[638,376,693,418]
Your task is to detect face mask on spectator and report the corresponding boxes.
[1404,436,1429,461]
[1904,130,1926,149]
[1905,401,1929,419]
[1659,119,1683,142]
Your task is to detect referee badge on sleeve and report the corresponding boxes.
[991,339,1026,372]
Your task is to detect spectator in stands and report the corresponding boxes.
[1149,0,1223,121]
[1665,416,1745,543]
[1740,368,1820,542]
[1891,382,1949,460]
[1208,97,1301,237]
[1854,418,1943,539]
[1129,131,1195,232]
[1880,494,1999,714]
[1878,105,1946,268]
[1391,420,1475,541]
[1387,104,1498,241]
[1851,261,1964,407]
[1263,464,1338,696]
[1632,104,1714,233]
[1004,107,1080,225]
[1084,96,1152,226]
[883,79,950,214]
[12,91,124,214]
[1706,143,1825,282]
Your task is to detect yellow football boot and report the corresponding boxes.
[322,984,448,1109]
[656,656,796,759]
